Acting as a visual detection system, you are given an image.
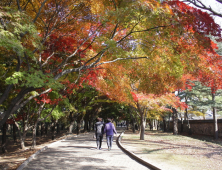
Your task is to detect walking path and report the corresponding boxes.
[19,129,150,170]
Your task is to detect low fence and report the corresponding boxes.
[169,119,222,137]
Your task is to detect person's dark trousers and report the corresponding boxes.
[96,134,103,149]
[106,135,113,150]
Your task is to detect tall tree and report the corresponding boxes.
[0,0,221,129]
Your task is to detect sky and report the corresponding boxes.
[199,0,222,26]
[185,0,222,27]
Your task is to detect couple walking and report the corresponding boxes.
[94,118,117,151]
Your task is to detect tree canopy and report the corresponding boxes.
[0,0,222,128]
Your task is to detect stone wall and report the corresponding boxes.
[169,119,222,137]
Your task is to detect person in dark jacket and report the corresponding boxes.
[104,118,117,151]
[94,118,104,150]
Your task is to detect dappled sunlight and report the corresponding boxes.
[19,132,148,170]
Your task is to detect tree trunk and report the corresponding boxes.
[13,123,17,143]
[184,96,188,120]
[163,117,166,132]
[167,113,171,132]
[88,120,92,132]
[41,122,44,136]
[14,120,27,150]
[45,123,48,135]
[138,102,146,140]
[84,114,89,132]
[68,120,75,134]
[154,120,157,130]
[128,107,136,133]
[68,112,75,134]
[136,118,140,131]
[140,113,145,140]
[181,118,183,133]
[126,120,129,130]
[131,119,135,133]
[32,123,37,148]
[76,120,81,135]
[57,122,60,134]
[36,123,39,136]
[212,93,218,140]
[172,108,178,135]
[61,123,64,130]
[20,131,27,150]
[51,121,55,140]
[1,122,7,153]
[156,120,159,130]
[213,107,218,139]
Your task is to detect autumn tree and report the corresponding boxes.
[0,0,172,127]
[0,0,222,133]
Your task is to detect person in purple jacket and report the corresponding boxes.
[104,118,117,151]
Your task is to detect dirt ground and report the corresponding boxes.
[121,130,222,170]
[0,131,70,170]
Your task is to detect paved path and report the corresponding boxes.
[22,130,149,170]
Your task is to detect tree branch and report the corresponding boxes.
[33,0,48,23]
[19,88,52,109]
[184,0,222,18]
[16,0,21,11]
[38,104,56,122]
[95,57,148,66]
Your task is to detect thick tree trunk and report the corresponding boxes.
[68,120,75,134]
[20,139,25,150]
[2,122,7,153]
[20,132,27,150]
[14,122,26,150]
[172,108,178,135]
[14,119,28,150]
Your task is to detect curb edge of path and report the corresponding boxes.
[116,131,161,170]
